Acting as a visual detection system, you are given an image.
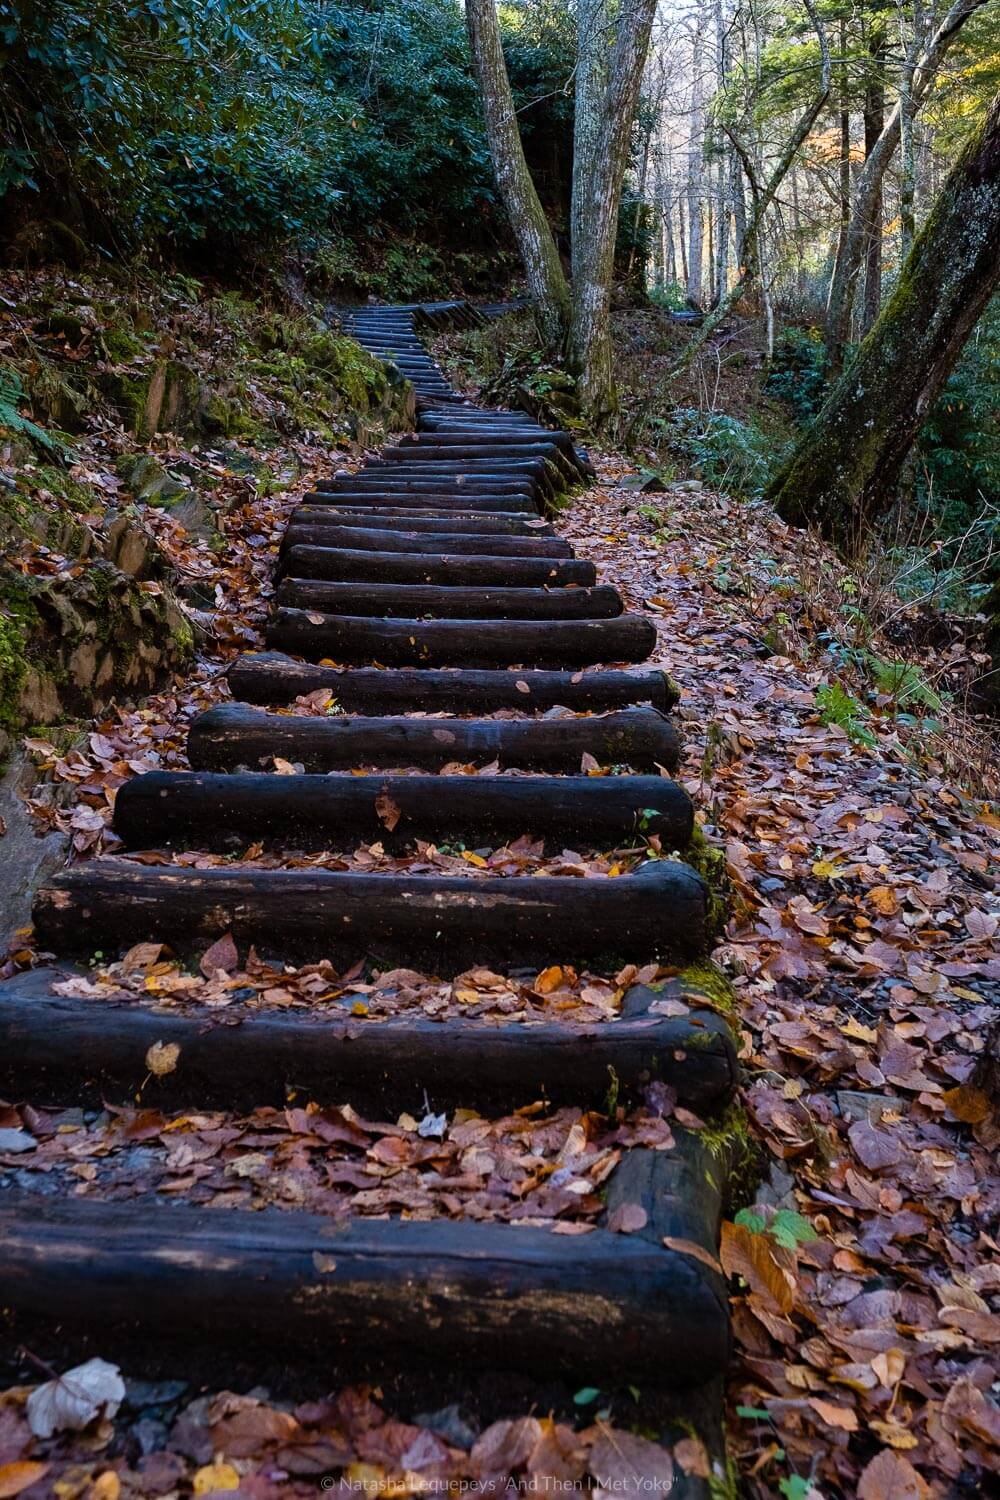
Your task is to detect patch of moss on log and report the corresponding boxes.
[698,1101,762,1213]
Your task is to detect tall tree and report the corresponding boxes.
[770,90,1000,551]
[466,0,657,419]
[824,0,990,365]
[464,0,572,346]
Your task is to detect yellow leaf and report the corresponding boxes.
[840,1018,878,1044]
[533,965,565,994]
[942,1084,990,1124]
[89,1474,121,1500]
[811,859,843,880]
[0,1463,50,1499]
[868,1419,919,1450]
[461,850,487,868]
[193,1461,240,1495]
[145,1041,180,1077]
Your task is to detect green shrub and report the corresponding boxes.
[661,408,776,498]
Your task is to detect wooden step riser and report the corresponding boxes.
[33,862,708,968]
[265,607,658,668]
[0,972,735,1114]
[278,546,595,588]
[315,477,538,495]
[303,492,540,513]
[114,770,693,849]
[279,528,572,559]
[227,655,680,713]
[294,509,554,534]
[275,580,623,620]
[187,704,681,774]
[0,1172,728,1383]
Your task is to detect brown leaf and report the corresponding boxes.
[848,1117,903,1171]
[720,1221,796,1314]
[857,1450,929,1500]
[662,1236,722,1273]
[199,932,239,977]
[121,941,164,971]
[589,1427,674,1493]
[375,790,401,833]
[607,1202,648,1234]
[941,1084,990,1125]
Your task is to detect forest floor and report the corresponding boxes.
[1,301,999,1499]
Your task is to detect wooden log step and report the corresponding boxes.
[0,1179,727,1382]
[0,967,734,1114]
[294,509,555,536]
[315,475,538,495]
[265,608,658,668]
[114,769,691,849]
[275,580,622,620]
[228,655,680,713]
[187,703,681,773]
[380,450,567,492]
[278,546,594,588]
[302,491,540,513]
[398,431,589,479]
[32,860,708,967]
[279,527,573,559]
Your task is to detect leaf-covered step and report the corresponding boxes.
[275,580,623,620]
[227,654,680,713]
[0,1148,728,1382]
[187,702,681,773]
[114,768,692,848]
[278,548,589,592]
[265,607,657,667]
[294,508,555,535]
[33,860,708,967]
[280,526,572,559]
[0,967,735,1114]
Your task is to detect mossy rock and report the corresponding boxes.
[103,359,202,439]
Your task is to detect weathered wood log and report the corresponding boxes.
[276,580,622,620]
[387,441,579,485]
[0,1193,728,1382]
[187,702,681,773]
[398,432,589,480]
[265,607,658,668]
[302,490,539,512]
[33,859,707,967]
[280,528,572,559]
[294,508,554,535]
[605,1136,732,1270]
[114,769,691,848]
[279,546,594,589]
[315,476,537,495]
[0,968,734,1114]
[227,655,680,713]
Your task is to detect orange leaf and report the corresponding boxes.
[720,1221,796,1314]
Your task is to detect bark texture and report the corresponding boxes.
[772,91,1000,550]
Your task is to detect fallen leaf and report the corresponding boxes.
[26,1359,125,1438]
[375,791,401,832]
[199,932,239,977]
[0,1463,50,1499]
[857,1449,929,1500]
[193,1460,240,1495]
[607,1202,648,1234]
[145,1041,180,1077]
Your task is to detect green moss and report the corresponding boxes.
[676,960,739,1021]
[0,611,28,733]
[698,1101,762,1213]
[684,825,730,937]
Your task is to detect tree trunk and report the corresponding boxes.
[465,0,571,346]
[771,92,1000,551]
[686,13,706,304]
[860,27,887,333]
[824,0,989,364]
[569,0,659,420]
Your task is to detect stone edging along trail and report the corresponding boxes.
[0,302,741,1496]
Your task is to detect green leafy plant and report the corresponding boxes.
[0,366,67,456]
[815,680,877,748]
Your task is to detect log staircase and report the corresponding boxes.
[0,301,739,1495]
